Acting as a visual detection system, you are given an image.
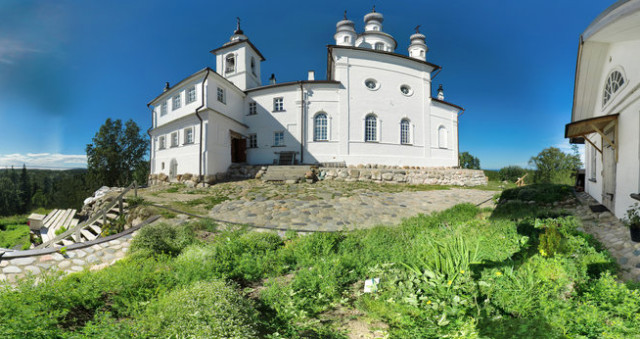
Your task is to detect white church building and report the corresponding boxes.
[566,0,640,218]
[148,9,464,181]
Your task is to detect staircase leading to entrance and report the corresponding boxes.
[261,166,313,183]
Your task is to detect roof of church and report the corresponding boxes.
[327,45,441,71]
[432,98,464,111]
[245,80,342,93]
[210,39,266,61]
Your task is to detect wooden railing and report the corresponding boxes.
[36,181,138,249]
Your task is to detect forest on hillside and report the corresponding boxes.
[0,166,93,217]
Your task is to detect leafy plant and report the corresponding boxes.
[623,203,640,227]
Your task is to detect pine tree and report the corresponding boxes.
[19,164,31,213]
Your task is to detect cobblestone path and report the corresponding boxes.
[574,192,640,281]
[210,188,495,231]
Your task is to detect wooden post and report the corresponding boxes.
[119,197,123,215]
[134,181,138,197]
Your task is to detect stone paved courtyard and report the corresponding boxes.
[139,180,497,232]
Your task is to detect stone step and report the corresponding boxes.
[61,239,74,246]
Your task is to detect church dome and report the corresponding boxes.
[336,18,355,31]
[410,32,426,44]
[364,11,384,24]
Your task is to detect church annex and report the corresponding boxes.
[148,9,464,181]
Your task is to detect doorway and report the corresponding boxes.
[602,127,616,211]
[169,158,178,180]
[230,132,246,163]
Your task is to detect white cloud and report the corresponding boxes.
[0,39,41,65]
[0,153,87,169]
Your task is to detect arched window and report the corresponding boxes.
[343,36,349,43]
[225,54,235,73]
[374,42,384,51]
[365,114,377,142]
[438,126,448,148]
[400,119,410,144]
[603,69,625,106]
[314,113,328,141]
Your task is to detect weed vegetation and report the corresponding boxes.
[1,185,638,338]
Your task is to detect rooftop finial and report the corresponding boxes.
[414,25,421,34]
[344,10,347,20]
[236,17,241,31]
[372,5,376,12]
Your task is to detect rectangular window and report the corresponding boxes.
[248,102,257,115]
[160,101,168,116]
[186,86,197,104]
[171,132,178,147]
[273,131,284,146]
[217,87,225,104]
[159,136,166,149]
[273,97,284,112]
[172,94,181,110]
[184,128,194,144]
[248,134,257,148]
[590,145,597,180]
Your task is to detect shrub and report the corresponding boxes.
[538,221,563,257]
[499,184,573,204]
[130,222,196,256]
[138,280,258,338]
[498,165,527,182]
[483,170,500,182]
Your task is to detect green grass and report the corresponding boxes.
[0,224,30,249]
[1,184,637,338]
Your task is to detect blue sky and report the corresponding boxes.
[0,0,610,170]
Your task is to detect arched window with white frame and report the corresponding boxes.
[365,114,377,142]
[400,119,410,145]
[603,68,626,107]
[314,112,328,141]
[374,42,384,51]
[438,125,448,148]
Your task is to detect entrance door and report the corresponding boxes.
[602,128,616,211]
[169,159,178,180]
[230,136,246,163]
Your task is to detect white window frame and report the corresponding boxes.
[273,97,284,112]
[314,113,328,141]
[159,136,166,150]
[186,86,197,104]
[171,132,179,148]
[248,134,257,148]
[438,125,448,149]
[589,143,597,181]
[217,87,226,104]
[365,114,378,142]
[602,68,626,108]
[184,128,194,144]
[374,42,384,51]
[400,119,411,145]
[172,94,181,110]
[273,131,285,146]
[250,57,256,76]
[160,101,168,116]
[248,102,257,115]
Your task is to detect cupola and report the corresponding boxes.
[364,6,384,32]
[437,84,445,100]
[228,17,247,44]
[408,25,428,61]
[334,10,356,46]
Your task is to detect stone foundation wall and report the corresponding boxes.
[318,167,487,186]
[148,165,263,187]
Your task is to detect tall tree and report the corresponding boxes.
[459,152,481,169]
[19,164,31,213]
[86,118,149,188]
[529,146,582,185]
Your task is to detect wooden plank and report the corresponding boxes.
[43,210,61,228]
[81,230,97,241]
[90,225,102,235]
[42,209,59,225]
[582,135,602,154]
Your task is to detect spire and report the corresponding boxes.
[234,17,243,35]
[344,10,347,20]
[372,5,376,12]
[414,25,421,34]
[437,84,445,100]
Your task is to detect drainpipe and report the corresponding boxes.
[457,108,465,168]
[299,81,305,164]
[146,104,155,183]
[195,68,212,186]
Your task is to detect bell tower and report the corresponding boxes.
[210,18,265,90]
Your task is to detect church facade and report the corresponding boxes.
[565,0,640,218]
[148,9,464,181]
